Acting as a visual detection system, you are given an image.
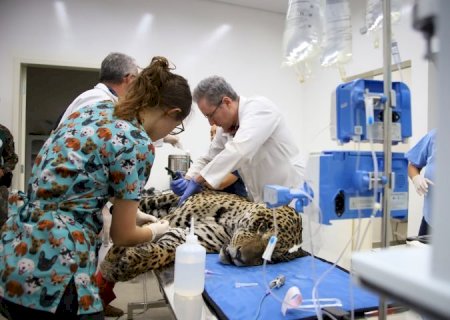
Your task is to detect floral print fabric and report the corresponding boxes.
[0,101,154,314]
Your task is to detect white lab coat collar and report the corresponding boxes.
[93,83,118,102]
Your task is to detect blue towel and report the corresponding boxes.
[203,254,378,320]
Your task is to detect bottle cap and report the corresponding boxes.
[186,216,198,242]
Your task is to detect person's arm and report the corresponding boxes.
[107,126,165,246]
[1,128,18,174]
[163,135,182,148]
[406,130,436,196]
[205,173,238,190]
[408,163,421,179]
[152,139,164,148]
[408,162,433,196]
[185,130,227,180]
[153,135,182,149]
[110,199,152,246]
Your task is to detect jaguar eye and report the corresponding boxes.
[258,224,268,232]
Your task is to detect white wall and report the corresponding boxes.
[0,0,303,191]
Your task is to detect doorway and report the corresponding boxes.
[21,65,99,188]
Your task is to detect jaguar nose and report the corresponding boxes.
[231,247,247,266]
[235,247,242,260]
[219,244,233,265]
[226,246,236,259]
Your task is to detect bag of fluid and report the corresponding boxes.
[282,0,324,81]
[365,0,402,47]
[320,0,352,79]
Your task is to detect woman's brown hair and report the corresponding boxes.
[114,56,192,122]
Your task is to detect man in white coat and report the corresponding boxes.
[172,75,306,204]
[58,52,138,124]
[58,52,181,148]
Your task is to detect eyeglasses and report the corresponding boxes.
[204,100,223,120]
[170,121,185,135]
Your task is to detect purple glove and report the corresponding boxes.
[170,171,188,196]
[178,180,202,206]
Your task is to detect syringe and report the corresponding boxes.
[235,282,259,288]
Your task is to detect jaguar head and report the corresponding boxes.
[219,205,303,266]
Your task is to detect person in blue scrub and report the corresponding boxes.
[405,129,436,236]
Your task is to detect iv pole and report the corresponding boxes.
[351,2,450,318]
[381,0,392,319]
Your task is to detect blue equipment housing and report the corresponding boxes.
[264,182,313,213]
[263,80,411,225]
[332,79,412,144]
[306,151,409,224]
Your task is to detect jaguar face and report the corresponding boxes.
[219,233,267,266]
[219,205,277,266]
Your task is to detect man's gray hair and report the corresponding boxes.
[99,52,138,84]
[193,76,238,105]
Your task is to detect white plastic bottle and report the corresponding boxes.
[173,217,206,296]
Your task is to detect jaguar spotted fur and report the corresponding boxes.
[100,191,307,282]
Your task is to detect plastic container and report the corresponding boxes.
[173,293,203,320]
[168,154,191,177]
[173,217,206,296]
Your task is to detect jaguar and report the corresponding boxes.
[100,190,307,282]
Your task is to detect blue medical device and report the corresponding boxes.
[264,182,313,212]
[331,79,412,144]
[305,151,408,224]
[264,79,411,224]
[264,151,408,225]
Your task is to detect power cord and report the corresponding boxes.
[254,291,270,320]
[254,275,285,320]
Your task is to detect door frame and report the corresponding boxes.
[13,58,98,191]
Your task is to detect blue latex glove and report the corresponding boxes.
[178,180,202,206]
[170,171,188,196]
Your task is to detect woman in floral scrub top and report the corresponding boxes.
[0,56,192,319]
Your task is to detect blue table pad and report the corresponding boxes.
[203,254,378,320]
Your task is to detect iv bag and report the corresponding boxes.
[320,0,352,79]
[366,0,402,33]
[282,0,324,78]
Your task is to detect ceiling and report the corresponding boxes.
[204,0,289,14]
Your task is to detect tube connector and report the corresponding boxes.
[262,235,278,261]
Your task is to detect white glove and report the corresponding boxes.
[136,208,158,226]
[163,135,183,149]
[412,175,434,196]
[101,205,113,246]
[146,220,170,241]
[174,141,183,149]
